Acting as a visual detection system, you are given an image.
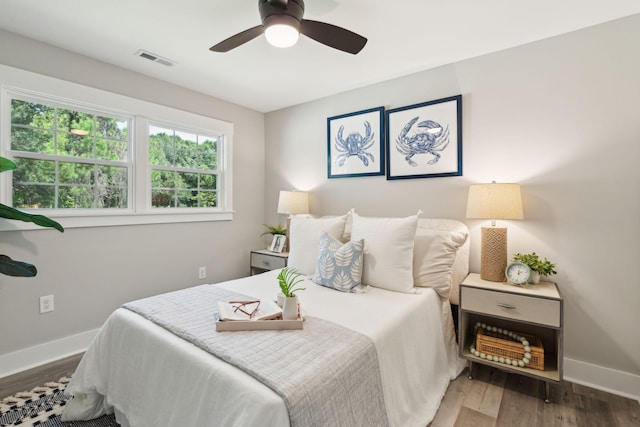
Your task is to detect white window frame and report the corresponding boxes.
[0,65,233,231]
[146,120,222,210]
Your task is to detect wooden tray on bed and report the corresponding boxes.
[215,314,303,331]
[215,300,303,331]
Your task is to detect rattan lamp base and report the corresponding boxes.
[481,226,507,282]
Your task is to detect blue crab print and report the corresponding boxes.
[334,121,375,167]
[396,117,450,166]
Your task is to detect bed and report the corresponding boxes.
[62,214,470,427]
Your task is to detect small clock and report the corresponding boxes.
[505,262,531,285]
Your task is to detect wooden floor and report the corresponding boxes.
[1,355,638,426]
[0,353,83,398]
[431,364,640,427]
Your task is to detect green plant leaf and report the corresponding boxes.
[1,151,63,278]
[0,157,16,173]
[261,223,287,236]
[512,252,556,276]
[0,203,64,232]
[277,267,305,297]
[0,255,37,277]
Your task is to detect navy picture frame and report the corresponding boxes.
[386,95,462,180]
[327,106,385,178]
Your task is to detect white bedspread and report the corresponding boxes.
[63,270,465,427]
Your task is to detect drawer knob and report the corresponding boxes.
[497,303,516,310]
[262,260,271,266]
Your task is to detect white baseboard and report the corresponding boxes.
[0,329,99,379]
[564,357,640,403]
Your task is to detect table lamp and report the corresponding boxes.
[277,190,309,252]
[466,182,523,282]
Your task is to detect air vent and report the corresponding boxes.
[134,49,175,67]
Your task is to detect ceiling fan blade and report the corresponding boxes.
[299,19,367,54]
[210,25,264,52]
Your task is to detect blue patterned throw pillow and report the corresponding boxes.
[312,232,366,293]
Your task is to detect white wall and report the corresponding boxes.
[265,14,640,386]
[0,30,266,358]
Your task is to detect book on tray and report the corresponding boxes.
[217,299,282,321]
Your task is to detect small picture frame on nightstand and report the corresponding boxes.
[269,235,287,253]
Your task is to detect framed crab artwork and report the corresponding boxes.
[386,95,462,180]
[327,106,385,178]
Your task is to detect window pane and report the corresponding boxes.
[199,191,217,207]
[174,149,198,168]
[13,158,55,184]
[12,158,56,209]
[59,162,94,186]
[97,116,128,140]
[149,125,175,166]
[96,138,127,161]
[58,132,93,158]
[57,108,94,136]
[97,166,128,208]
[199,150,217,170]
[13,184,55,209]
[151,169,176,188]
[149,144,173,166]
[176,172,198,190]
[198,136,217,169]
[149,125,218,173]
[176,130,197,151]
[177,190,197,207]
[58,185,94,209]
[199,174,216,190]
[11,126,53,153]
[151,190,175,208]
[11,99,54,128]
[100,187,127,208]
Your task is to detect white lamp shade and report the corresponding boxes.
[466,183,524,220]
[277,191,309,215]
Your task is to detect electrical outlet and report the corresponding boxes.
[198,266,207,279]
[40,295,54,314]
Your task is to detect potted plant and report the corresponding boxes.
[261,224,287,237]
[0,157,64,277]
[511,252,557,284]
[262,223,288,252]
[277,267,305,320]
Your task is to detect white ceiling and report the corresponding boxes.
[1,1,639,113]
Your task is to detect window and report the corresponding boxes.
[149,124,219,208]
[9,97,131,210]
[0,69,233,229]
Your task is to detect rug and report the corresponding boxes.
[0,378,118,427]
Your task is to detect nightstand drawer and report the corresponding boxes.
[461,287,560,327]
[251,252,287,270]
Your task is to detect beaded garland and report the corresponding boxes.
[469,322,532,367]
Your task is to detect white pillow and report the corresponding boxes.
[312,232,366,293]
[413,220,468,299]
[350,213,418,293]
[287,215,348,275]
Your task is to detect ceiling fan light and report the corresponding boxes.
[265,23,299,48]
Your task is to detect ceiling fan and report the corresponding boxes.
[210,0,367,55]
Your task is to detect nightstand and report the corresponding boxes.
[250,249,288,275]
[459,273,563,402]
